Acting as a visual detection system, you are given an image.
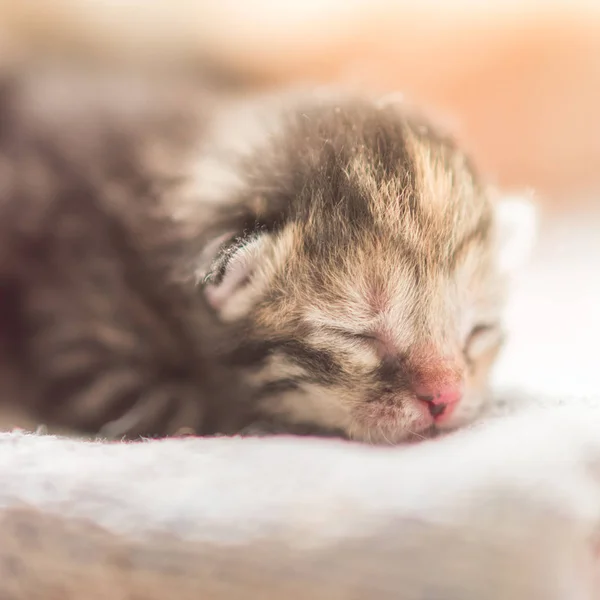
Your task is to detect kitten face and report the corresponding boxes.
[188,93,536,443]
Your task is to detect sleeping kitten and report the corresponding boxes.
[0,66,536,443]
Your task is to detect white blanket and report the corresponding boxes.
[0,209,598,598]
[2,408,600,599]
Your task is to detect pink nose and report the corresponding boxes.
[414,385,463,420]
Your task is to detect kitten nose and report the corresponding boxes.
[414,385,463,420]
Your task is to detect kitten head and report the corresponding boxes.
[184,92,537,443]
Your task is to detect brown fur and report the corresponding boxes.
[0,66,525,443]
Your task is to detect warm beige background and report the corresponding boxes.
[1,0,600,206]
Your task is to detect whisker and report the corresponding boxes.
[380,428,394,446]
[406,428,427,441]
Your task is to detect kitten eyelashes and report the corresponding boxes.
[321,327,378,344]
[318,327,389,363]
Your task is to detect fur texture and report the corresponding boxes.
[0,67,534,443]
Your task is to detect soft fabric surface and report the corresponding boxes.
[0,207,598,598]
[2,408,600,599]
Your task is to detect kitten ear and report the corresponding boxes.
[494,192,539,275]
[197,231,267,318]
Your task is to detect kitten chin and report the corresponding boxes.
[0,68,537,443]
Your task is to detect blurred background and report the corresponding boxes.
[1,0,600,210]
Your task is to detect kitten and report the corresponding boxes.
[0,66,536,443]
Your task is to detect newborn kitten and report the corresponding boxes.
[0,67,536,443]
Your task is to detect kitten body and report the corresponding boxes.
[0,67,535,443]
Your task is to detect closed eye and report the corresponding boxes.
[464,323,503,359]
[468,324,495,339]
[323,327,378,344]
[319,327,393,360]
